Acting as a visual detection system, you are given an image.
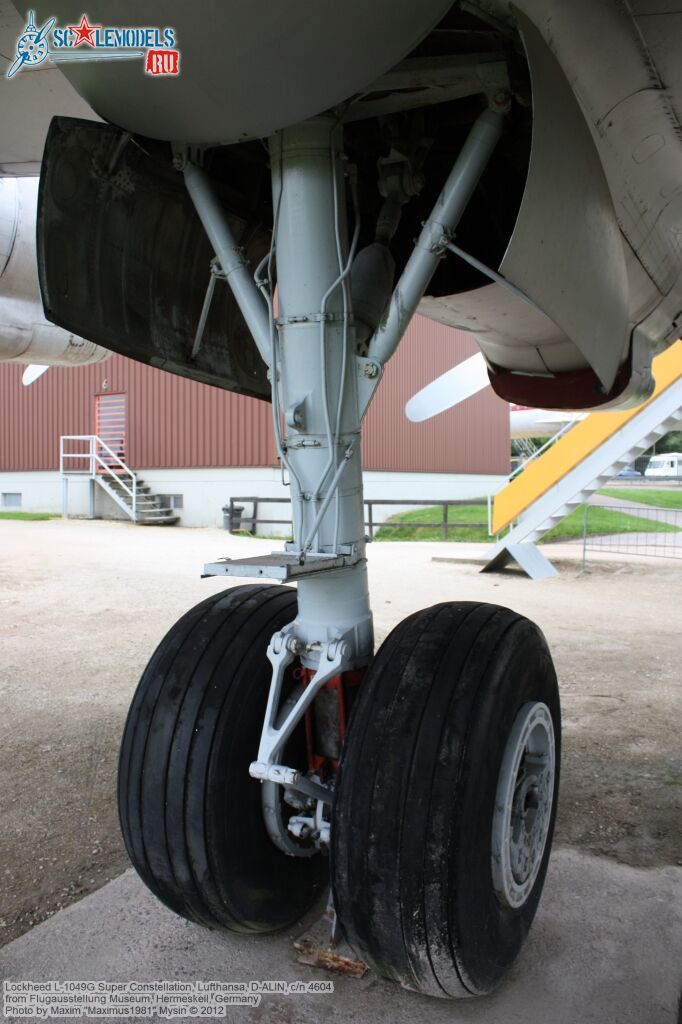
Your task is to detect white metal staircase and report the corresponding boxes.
[60,435,179,526]
[485,342,682,578]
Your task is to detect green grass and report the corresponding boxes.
[542,505,679,542]
[375,502,680,543]
[375,504,491,542]
[598,487,682,510]
[0,511,58,521]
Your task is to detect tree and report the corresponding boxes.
[654,430,682,454]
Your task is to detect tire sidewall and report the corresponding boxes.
[445,619,561,994]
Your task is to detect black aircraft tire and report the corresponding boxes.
[331,601,560,997]
[118,584,327,933]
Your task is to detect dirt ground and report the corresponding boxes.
[0,519,680,948]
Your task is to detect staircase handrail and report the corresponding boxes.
[60,435,137,521]
[509,418,579,481]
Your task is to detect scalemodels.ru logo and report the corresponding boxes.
[7,9,180,79]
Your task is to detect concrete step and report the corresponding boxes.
[137,514,180,526]
[95,474,178,525]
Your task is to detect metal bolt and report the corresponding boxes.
[328,640,352,662]
[285,636,304,655]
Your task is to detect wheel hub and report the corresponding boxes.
[491,701,555,908]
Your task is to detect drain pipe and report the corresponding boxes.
[368,108,505,367]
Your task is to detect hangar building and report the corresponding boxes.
[0,316,509,528]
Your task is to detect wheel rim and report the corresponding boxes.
[491,701,555,909]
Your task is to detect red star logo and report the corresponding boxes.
[68,14,101,47]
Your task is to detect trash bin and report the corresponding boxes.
[223,503,244,531]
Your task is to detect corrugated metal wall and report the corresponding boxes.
[0,316,508,474]
[364,318,507,473]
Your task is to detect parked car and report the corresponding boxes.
[617,466,642,478]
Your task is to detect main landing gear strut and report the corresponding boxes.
[118,106,561,998]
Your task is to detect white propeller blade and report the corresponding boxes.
[405,352,490,423]
[22,364,50,386]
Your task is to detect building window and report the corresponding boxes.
[1,493,22,508]
[157,494,183,510]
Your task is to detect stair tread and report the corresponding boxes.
[93,476,179,526]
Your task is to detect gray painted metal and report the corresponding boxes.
[202,553,359,582]
[24,0,453,144]
[0,1,97,174]
[422,10,633,394]
[3,0,682,410]
[261,686,321,858]
[483,543,558,580]
[0,176,109,370]
[491,701,556,907]
[266,118,374,665]
[183,162,271,367]
[422,0,682,406]
[499,13,630,393]
[369,108,504,366]
[256,634,350,773]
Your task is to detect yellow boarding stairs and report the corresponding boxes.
[484,341,682,578]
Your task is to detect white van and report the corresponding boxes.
[644,452,682,478]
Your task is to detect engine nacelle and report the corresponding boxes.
[27,1,682,411]
[0,177,109,372]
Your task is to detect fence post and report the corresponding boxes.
[582,503,588,573]
[367,502,374,541]
[441,502,447,541]
[487,494,492,536]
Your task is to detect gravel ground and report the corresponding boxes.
[1,518,680,947]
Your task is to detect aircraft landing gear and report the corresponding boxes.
[118,103,561,997]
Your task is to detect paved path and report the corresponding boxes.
[1,849,681,1024]
[589,492,682,521]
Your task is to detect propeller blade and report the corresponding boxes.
[405,352,490,423]
[6,51,28,79]
[35,17,56,43]
[22,364,49,386]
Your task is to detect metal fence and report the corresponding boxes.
[225,496,493,540]
[582,501,682,564]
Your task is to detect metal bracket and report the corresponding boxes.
[276,312,353,326]
[203,550,360,581]
[249,633,352,804]
[356,355,383,419]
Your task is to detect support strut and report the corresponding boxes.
[369,107,504,365]
[267,117,374,665]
